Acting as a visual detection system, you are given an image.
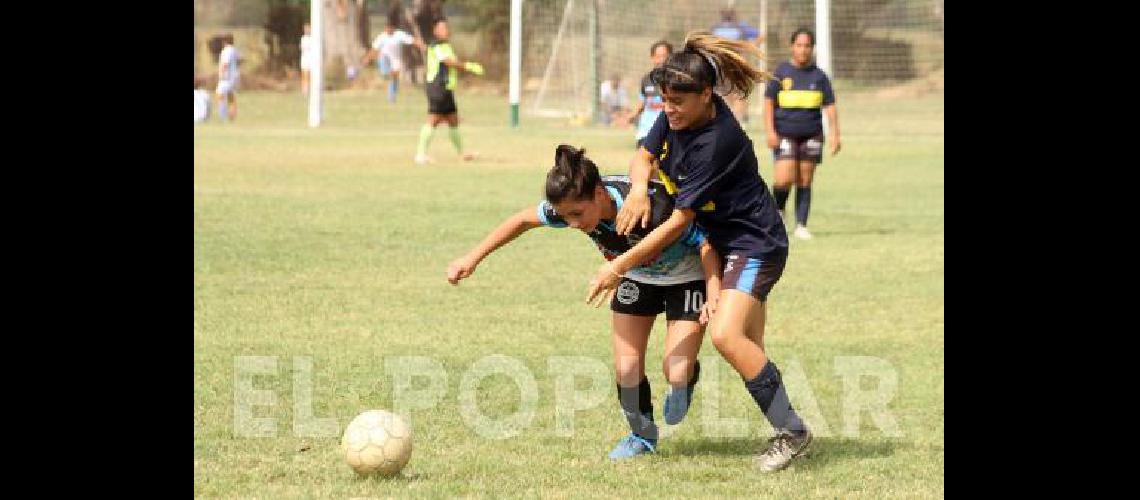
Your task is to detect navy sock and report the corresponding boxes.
[617,377,657,441]
[774,187,791,212]
[795,186,812,226]
[744,361,807,436]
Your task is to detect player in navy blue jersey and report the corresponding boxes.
[764,28,841,240]
[586,32,812,473]
[447,145,722,460]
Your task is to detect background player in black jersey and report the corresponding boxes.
[447,144,721,460]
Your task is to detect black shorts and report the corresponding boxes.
[721,251,787,302]
[426,84,457,115]
[610,278,706,322]
[772,134,824,164]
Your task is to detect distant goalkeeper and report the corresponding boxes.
[414,20,484,165]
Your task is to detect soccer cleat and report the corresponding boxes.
[754,429,812,472]
[414,153,431,165]
[663,360,701,425]
[793,225,813,240]
[608,433,657,460]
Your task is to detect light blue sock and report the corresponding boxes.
[217,101,228,122]
[388,79,398,102]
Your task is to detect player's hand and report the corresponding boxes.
[464,62,484,76]
[767,131,779,150]
[830,135,841,156]
[586,264,622,307]
[615,189,650,235]
[446,256,478,285]
[699,290,719,326]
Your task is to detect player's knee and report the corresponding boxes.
[663,358,692,386]
[614,358,643,386]
[709,323,740,354]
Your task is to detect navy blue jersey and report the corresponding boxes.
[641,94,788,259]
[764,61,835,138]
[537,176,706,285]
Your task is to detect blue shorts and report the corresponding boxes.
[378,55,393,76]
[721,251,787,302]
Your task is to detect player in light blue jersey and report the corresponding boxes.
[630,41,673,148]
[447,144,722,460]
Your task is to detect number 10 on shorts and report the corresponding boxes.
[684,290,704,313]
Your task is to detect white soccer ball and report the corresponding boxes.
[341,409,413,476]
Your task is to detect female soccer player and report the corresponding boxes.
[299,23,314,96]
[215,34,239,122]
[415,20,484,165]
[587,32,813,473]
[629,40,673,149]
[447,144,720,459]
[764,28,841,240]
[362,19,418,103]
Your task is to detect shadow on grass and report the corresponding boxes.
[353,471,426,482]
[668,436,903,469]
[805,227,896,237]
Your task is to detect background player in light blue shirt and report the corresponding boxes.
[630,41,673,148]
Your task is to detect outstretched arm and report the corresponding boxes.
[447,207,543,284]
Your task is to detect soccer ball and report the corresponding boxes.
[341,409,413,476]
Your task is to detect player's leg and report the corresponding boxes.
[793,136,823,239]
[772,137,799,222]
[608,278,664,459]
[215,82,229,122]
[301,69,310,95]
[389,69,400,103]
[716,254,811,472]
[610,312,657,458]
[416,113,444,164]
[226,92,237,121]
[444,110,475,161]
[661,280,706,425]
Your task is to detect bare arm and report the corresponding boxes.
[628,97,646,125]
[615,147,657,234]
[447,207,543,284]
[588,208,695,306]
[697,239,722,325]
[765,97,778,149]
[441,54,483,75]
[824,104,841,155]
[698,239,721,291]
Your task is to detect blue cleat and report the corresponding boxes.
[608,433,657,459]
[663,360,701,425]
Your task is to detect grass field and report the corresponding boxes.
[194,86,943,498]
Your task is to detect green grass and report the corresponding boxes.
[194,87,943,498]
